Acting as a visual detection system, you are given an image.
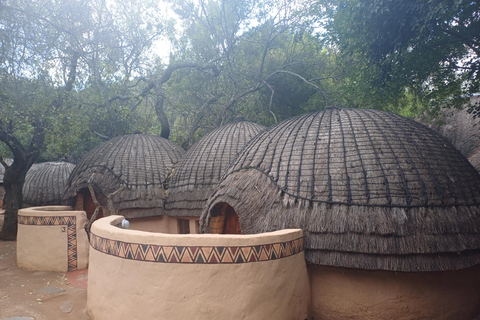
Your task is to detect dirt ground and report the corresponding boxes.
[0,214,89,320]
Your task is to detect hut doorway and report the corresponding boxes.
[76,188,103,221]
[209,202,241,234]
[224,205,241,234]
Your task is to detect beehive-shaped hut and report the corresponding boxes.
[201,108,480,319]
[23,161,75,207]
[64,134,184,227]
[165,121,265,233]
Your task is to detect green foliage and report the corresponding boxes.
[164,0,340,146]
[2,0,456,160]
[1,0,172,161]
[318,0,479,114]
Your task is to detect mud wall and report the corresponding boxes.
[309,264,480,320]
[17,206,89,272]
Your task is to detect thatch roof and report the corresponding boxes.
[165,121,265,217]
[64,134,184,218]
[23,161,75,206]
[201,108,480,272]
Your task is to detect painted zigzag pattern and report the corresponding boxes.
[18,215,78,271]
[18,215,76,226]
[90,233,304,264]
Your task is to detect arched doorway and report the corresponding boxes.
[209,202,241,234]
[76,188,103,221]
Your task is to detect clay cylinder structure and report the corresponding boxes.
[17,206,89,272]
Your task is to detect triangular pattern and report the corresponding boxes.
[18,215,78,271]
[89,233,304,264]
[67,223,77,271]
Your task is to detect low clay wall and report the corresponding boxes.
[87,215,310,320]
[17,206,89,272]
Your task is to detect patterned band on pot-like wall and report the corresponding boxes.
[90,232,304,264]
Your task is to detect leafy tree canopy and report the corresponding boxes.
[318,0,480,112]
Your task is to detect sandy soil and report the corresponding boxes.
[0,214,89,320]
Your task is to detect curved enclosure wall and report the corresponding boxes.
[17,206,89,272]
[87,216,309,320]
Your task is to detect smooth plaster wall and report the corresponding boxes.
[309,264,480,320]
[17,206,89,272]
[87,215,310,320]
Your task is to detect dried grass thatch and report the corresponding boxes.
[64,134,184,218]
[201,108,480,272]
[165,121,265,217]
[23,161,75,206]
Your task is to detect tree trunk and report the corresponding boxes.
[0,162,28,240]
[0,123,45,240]
[154,91,171,139]
[158,107,171,139]
[140,62,219,140]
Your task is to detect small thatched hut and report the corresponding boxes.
[23,161,76,207]
[201,108,480,319]
[64,134,184,230]
[165,121,265,233]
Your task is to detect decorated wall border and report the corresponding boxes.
[90,232,304,264]
[18,215,78,271]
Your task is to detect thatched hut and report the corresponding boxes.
[23,161,75,207]
[201,108,480,319]
[165,121,265,233]
[64,134,184,231]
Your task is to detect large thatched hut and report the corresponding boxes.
[23,161,75,207]
[201,108,480,319]
[165,121,265,233]
[64,134,184,231]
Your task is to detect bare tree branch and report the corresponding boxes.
[265,69,330,103]
[262,81,278,123]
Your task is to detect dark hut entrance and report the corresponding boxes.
[209,202,241,234]
[76,188,103,221]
